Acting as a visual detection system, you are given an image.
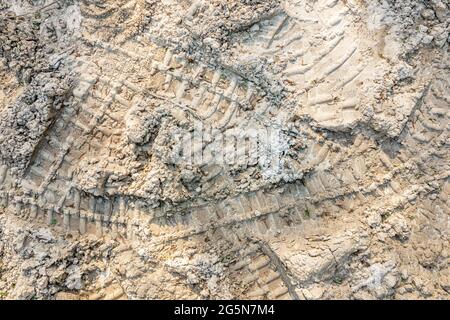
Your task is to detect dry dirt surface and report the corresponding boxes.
[0,0,448,300]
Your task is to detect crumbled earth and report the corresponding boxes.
[0,0,448,300]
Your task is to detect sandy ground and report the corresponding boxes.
[0,0,448,299]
